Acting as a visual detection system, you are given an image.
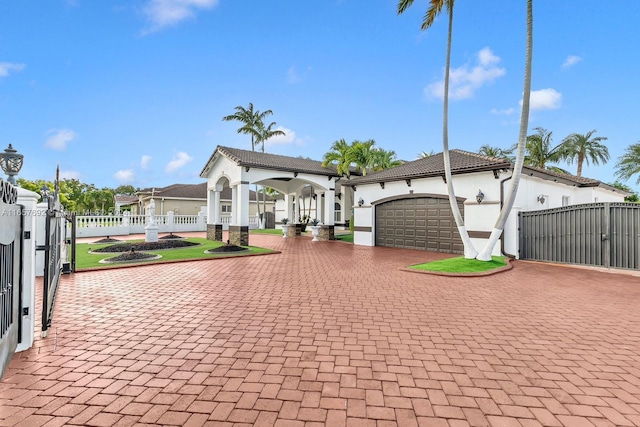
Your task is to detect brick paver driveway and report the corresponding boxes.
[2,234,639,426]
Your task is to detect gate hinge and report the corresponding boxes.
[22,307,29,316]
[23,231,31,240]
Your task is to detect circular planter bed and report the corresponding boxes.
[93,237,122,244]
[99,250,162,264]
[159,234,184,240]
[92,240,200,253]
[205,244,249,254]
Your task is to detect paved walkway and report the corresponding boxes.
[2,234,639,426]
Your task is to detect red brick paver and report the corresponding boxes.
[2,234,639,426]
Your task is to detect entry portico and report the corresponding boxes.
[200,146,343,246]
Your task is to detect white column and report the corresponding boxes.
[231,186,238,224]
[324,188,335,226]
[283,194,293,222]
[294,192,301,223]
[211,190,220,224]
[235,182,250,227]
[213,190,220,223]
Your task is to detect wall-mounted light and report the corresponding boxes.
[537,194,546,205]
[476,189,484,204]
[358,197,364,207]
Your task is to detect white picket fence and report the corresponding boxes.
[73,212,260,237]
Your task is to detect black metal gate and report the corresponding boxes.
[39,178,75,338]
[519,203,640,270]
[0,179,23,379]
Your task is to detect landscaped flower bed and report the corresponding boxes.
[92,240,199,253]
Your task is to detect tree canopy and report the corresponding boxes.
[17,178,140,213]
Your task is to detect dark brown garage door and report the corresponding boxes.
[375,197,464,254]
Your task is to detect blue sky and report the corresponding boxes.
[1,1,639,192]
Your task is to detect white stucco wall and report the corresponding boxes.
[351,170,626,257]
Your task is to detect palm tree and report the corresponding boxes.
[417,150,435,159]
[222,103,274,151]
[477,0,533,261]
[222,103,277,228]
[255,122,286,220]
[398,0,479,258]
[615,142,640,185]
[349,140,376,176]
[561,130,609,177]
[255,121,286,153]
[524,127,568,172]
[371,149,403,172]
[322,138,353,178]
[478,144,515,161]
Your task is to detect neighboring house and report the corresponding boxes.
[113,195,138,214]
[135,183,276,219]
[343,150,628,257]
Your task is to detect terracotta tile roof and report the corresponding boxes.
[343,150,511,185]
[201,146,341,177]
[343,149,618,191]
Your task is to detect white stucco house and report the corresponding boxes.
[344,150,627,257]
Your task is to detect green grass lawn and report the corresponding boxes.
[409,256,507,273]
[250,228,284,235]
[334,233,353,243]
[76,237,275,270]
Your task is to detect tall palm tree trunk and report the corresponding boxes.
[441,7,478,259]
[477,0,533,261]
[577,153,584,176]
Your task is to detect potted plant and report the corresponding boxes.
[309,218,321,241]
[281,218,291,238]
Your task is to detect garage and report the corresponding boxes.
[375,196,464,254]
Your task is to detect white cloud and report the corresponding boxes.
[425,47,506,100]
[287,65,312,84]
[0,62,26,78]
[490,107,516,115]
[140,155,152,170]
[114,169,135,183]
[59,170,81,180]
[142,0,218,33]
[287,66,301,84]
[45,129,77,150]
[165,151,193,173]
[525,88,562,110]
[562,55,582,69]
[263,126,303,147]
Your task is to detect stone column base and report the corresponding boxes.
[284,225,297,239]
[145,225,159,243]
[207,224,223,241]
[318,225,334,241]
[229,225,249,246]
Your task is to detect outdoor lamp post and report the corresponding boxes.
[0,144,24,185]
